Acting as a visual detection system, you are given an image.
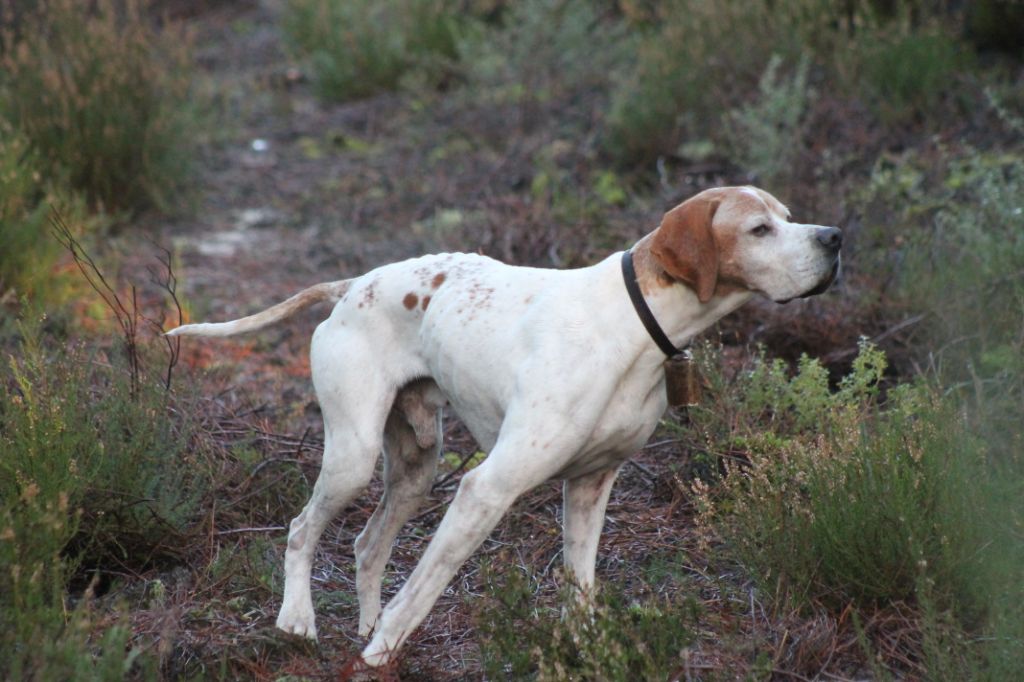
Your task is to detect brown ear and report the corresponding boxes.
[650,195,720,303]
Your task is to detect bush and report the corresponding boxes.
[603,1,973,166]
[1,321,210,573]
[0,119,102,309]
[0,319,211,677]
[0,530,154,682]
[858,149,1024,446]
[688,342,1024,677]
[604,0,811,166]
[0,0,202,212]
[457,0,629,133]
[722,54,812,186]
[474,563,698,680]
[855,27,966,123]
[282,0,462,102]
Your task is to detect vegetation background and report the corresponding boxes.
[1,0,1022,679]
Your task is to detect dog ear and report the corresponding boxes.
[650,195,721,303]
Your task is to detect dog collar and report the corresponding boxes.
[621,250,685,358]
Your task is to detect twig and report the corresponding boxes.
[214,526,286,536]
[52,209,142,395]
[143,242,183,390]
[431,450,478,492]
[823,314,926,364]
[51,209,184,394]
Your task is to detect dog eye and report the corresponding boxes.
[750,224,772,236]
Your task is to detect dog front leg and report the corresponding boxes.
[562,466,620,595]
[359,435,576,667]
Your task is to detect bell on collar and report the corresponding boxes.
[665,348,701,408]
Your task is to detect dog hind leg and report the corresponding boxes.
[354,381,442,637]
[276,429,383,639]
[276,329,396,640]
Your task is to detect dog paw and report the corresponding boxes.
[276,606,318,640]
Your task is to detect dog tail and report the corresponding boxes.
[165,279,352,338]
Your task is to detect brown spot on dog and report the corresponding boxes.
[403,293,419,310]
[421,295,431,310]
[431,272,446,288]
[360,279,378,307]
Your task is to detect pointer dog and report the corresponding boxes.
[167,186,841,666]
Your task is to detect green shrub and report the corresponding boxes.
[603,1,973,165]
[858,149,1024,446]
[853,152,1024,676]
[0,320,211,678]
[282,0,462,102]
[2,509,153,680]
[722,54,812,186]
[856,27,966,123]
[0,119,102,308]
[474,563,698,680]
[0,0,202,212]
[1,322,210,574]
[688,342,1024,676]
[457,0,629,132]
[604,0,812,166]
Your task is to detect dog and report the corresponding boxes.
[167,185,841,666]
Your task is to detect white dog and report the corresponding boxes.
[167,186,841,666]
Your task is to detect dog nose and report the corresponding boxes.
[816,227,842,252]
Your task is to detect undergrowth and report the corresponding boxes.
[456,0,629,135]
[282,0,461,102]
[0,315,213,678]
[0,0,202,212]
[687,342,1024,677]
[474,562,698,680]
[0,0,1021,678]
[858,148,1024,449]
[0,121,102,309]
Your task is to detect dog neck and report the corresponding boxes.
[629,232,754,351]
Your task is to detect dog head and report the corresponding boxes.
[651,186,841,303]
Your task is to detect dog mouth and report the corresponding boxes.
[776,257,841,303]
[799,258,840,298]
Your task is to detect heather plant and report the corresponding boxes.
[282,0,462,102]
[853,150,1024,675]
[604,0,971,166]
[457,0,630,133]
[0,119,102,309]
[604,0,812,165]
[0,324,200,677]
[723,54,812,186]
[853,22,966,123]
[474,563,698,680]
[858,149,1024,447]
[1,320,210,577]
[688,341,1024,676]
[0,0,201,212]
[0,519,154,682]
